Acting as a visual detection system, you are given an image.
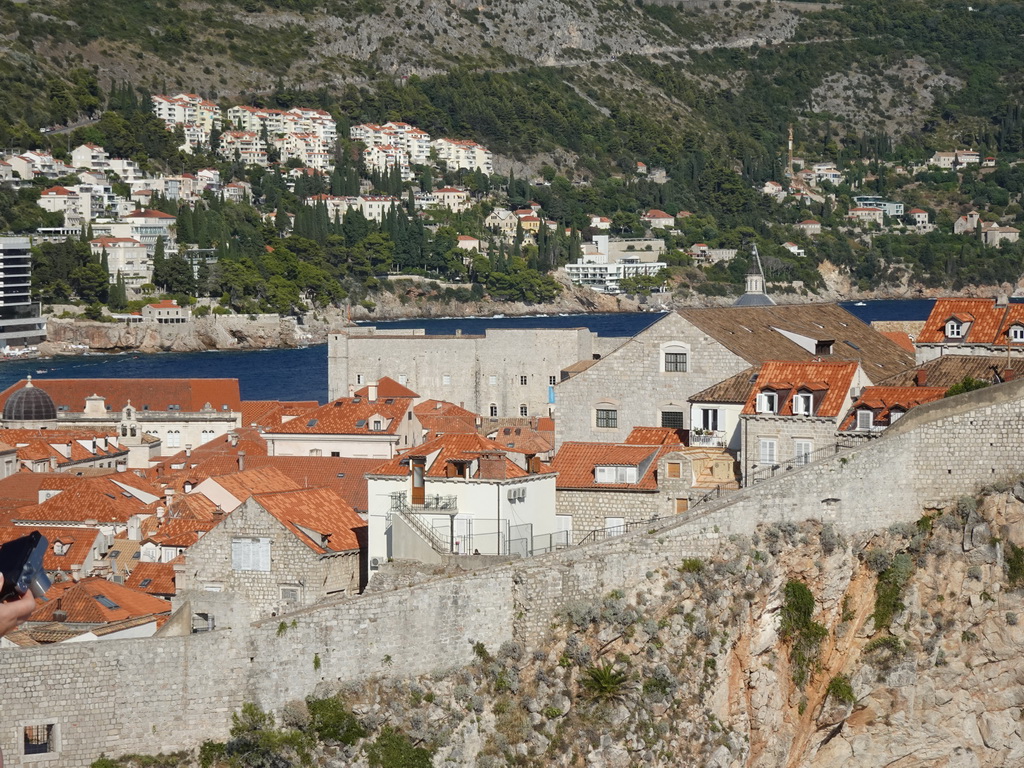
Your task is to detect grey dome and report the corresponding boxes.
[3,381,56,421]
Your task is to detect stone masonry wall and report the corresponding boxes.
[4,380,1024,767]
[740,414,844,478]
[556,489,662,535]
[554,312,751,446]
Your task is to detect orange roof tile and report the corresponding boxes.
[0,379,241,413]
[879,331,915,353]
[623,427,686,446]
[142,516,218,547]
[354,376,418,399]
[251,487,366,553]
[31,577,170,624]
[839,386,946,430]
[240,400,321,429]
[270,393,413,436]
[415,400,479,437]
[124,561,176,596]
[550,443,673,491]
[741,360,859,418]
[369,433,533,479]
[210,466,300,501]
[917,298,1007,344]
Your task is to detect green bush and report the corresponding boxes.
[678,557,704,573]
[779,580,828,688]
[305,696,364,745]
[1006,542,1024,587]
[872,554,915,630]
[366,727,434,768]
[826,674,855,705]
[581,661,630,701]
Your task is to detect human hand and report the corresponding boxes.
[0,577,36,636]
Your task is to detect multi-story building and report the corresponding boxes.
[431,138,493,174]
[89,237,151,288]
[218,131,268,167]
[275,133,332,171]
[853,195,904,218]
[0,237,45,348]
[363,144,412,180]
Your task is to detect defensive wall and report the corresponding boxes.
[3,379,1024,766]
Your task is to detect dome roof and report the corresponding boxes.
[3,380,56,422]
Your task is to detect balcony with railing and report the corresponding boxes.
[689,430,726,448]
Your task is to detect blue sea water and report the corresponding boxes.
[0,302,938,403]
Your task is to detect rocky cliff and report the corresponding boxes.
[99,486,1024,767]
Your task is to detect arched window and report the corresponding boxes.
[595,399,619,429]
[660,342,690,373]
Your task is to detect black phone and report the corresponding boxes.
[0,531,51,601]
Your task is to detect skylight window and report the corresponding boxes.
[306,419,318,428]
[94,595,120,609]
[138,579,152,588]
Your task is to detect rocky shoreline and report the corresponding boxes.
[36,268,1022,356]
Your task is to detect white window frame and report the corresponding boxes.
[1011,325,1024,342]
[794,439,813,466]
[548,375,557,386]
[758,438,777,465]
[519,404,528,417]
[945,320,962,339]
[856,409,874,430]
[595,466,638,483]
[520,375,528,385]
[442,374,451,386]
[488,374,498,386]
[793,392,813,416]
[489,403,498,417]
[231,537,271,572]
[756,392,778,414]
[701,408,720,431]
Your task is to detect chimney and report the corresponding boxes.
[237,450,246,471]
[997,294,1009,307]
[53,599,67,624]
[228,432,239,447]
[478,452,508,481]
[185,444,192,457]
[368,382,378,402]
[914,369,927,387]
[165,488,175,506]
[1004,368,1016,381]
[156,505,165,522]
[348,384,355,397]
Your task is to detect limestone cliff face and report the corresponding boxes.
[293,489,1024,768]
[42,315,315,354]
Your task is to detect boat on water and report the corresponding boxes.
[854,301,867,306]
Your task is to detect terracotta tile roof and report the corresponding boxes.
[677,304,915,379]
[0,379,242,413]
[210,466,300,501]
[11,474,162,525]
[0,525,100,571]
[741,360,859,418]
[839,386,947,431]
[879,331,915,353]
[916,298,1014,345]
[878,355,1024,389]
[689,367,760,403]
[124,561,177,596]
[31,577,170,624]
[142,516,218,547]
[623,427,686,446]
[369,433,533,479]
[240,400,319,429]
[354,376,419,398]
[0,473,82,511]
[100,539,142,577]
[126,208,176,219]
[415,400,479,438]
[269,391,413,436]
[550,443,671,491]
[251,487,366,554]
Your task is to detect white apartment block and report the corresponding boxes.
[90,237,152,287]
[226,106,337,146]
[218,131,268,167]
[275,133,333,171]
[362,144,412,180]
[350,122,431,165]
[6,151,74,181]
[305,194,400,223]
[431,138,493,174]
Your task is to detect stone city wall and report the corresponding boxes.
[3,379,1024,766]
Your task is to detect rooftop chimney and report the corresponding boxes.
[348,384,356,397]
[914,369,928,387]
[478,451,508,481]
[1004,368,1016,381]
[238,450,246,471]
[368,382,378,403]
[185,444,192,457]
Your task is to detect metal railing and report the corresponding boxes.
[691,483,732,509]
[689,431,726,448]
[574,515,681,548]
[389,492,458,512]
[746,441,856,486]
[389,492,457,555]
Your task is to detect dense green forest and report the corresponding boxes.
[4,0,1024,312]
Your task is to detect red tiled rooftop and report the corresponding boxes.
[550,443,673,491]
[839,386,946,430]
[251,487,366,554]
[0,379,241,413]
[0,526,100,571]
[31,577,170,624]
[370,433,533,479]
[741,360,859,418]
[124,561,177,596]
[917,298,1008,345]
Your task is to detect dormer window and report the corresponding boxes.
[756,391,778,414]
[856,409,874,430]
[792,392,813,416]
[945,320,963,339]
[595,465,638,484]
[372,420,383,431]
[889,410,904,424]
[1011,325,1024,342]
